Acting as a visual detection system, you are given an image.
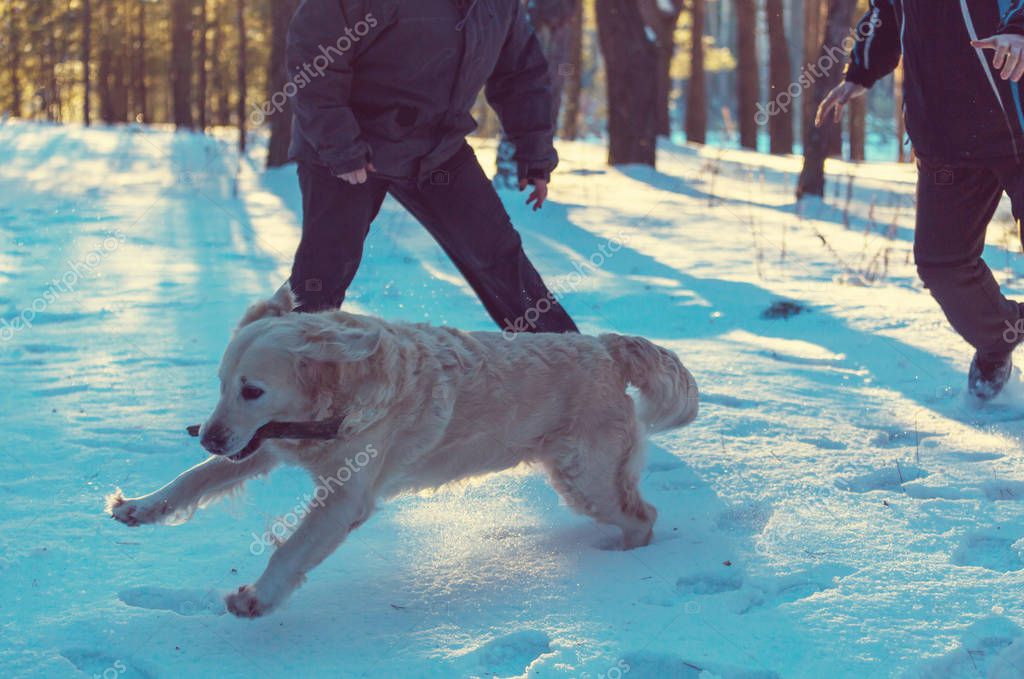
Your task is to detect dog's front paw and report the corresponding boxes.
[105,489,167,527]
[225,585,273,618]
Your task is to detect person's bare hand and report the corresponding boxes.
[815,81,868,127]
[519,177,547,211]
[337,162,377,185]
[972,34,1024,81]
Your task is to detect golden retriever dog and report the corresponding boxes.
[106,288,698,617]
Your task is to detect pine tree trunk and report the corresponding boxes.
[797,0,857,198]
[134,0,147,122]
[895,61,908,162]
[735,0,760,150]
[98,0,115,122]
[112,0,128,122]
[765,0,794,154]
[82,0,92,125]
[197,0,208,130]
[211,0,231,126]
[595,0,658,165]
[237,0,247,152]
[7,2,22,117]
[685,0,707,144]
[640,0,683,137]
[802,0,822,150]
[559,0,584,140]
[849,94,866,161]
[171,0,195,129]
[267,0,299,167]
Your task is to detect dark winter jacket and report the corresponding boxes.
[286,0,558,184]
[846,0,1024,164]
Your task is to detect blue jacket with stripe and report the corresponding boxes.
[846,0,1024,164]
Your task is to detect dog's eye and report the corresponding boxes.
[241,385,265,401]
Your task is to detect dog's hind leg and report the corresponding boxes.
[106,453,279,527]
[545,425,656,550]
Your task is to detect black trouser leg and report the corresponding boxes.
[290,161,388,312]
[914,162,1022,357]
[387,144,578,334]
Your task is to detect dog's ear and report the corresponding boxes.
[299,325,382,364]
[293,324,383,420]
[236,285,295,330]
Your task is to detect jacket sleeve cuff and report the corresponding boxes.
[517,163,550,183]
[844,63,878,89]
[325,144,372,177]
[997,21,1024,37]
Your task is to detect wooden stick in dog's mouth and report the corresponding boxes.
[186,417,346,460]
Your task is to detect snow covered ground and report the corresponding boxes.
[1,119,1023,678]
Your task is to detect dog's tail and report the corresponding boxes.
[600,334,699,433]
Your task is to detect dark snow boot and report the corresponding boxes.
[968,351,1014,401]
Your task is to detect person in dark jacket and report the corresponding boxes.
[284,0,578,335]
[818,0,1024,400]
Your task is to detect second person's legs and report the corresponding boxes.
[914,162,1021,358]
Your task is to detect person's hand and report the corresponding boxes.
[972,34,1024,81]
[815,81,868,127]
[519,177,547,211]
[337,162,377,185]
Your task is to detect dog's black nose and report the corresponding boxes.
[200,426,228,454]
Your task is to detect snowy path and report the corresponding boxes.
[1,120,1023,678]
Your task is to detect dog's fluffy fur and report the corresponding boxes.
[106,288,698,617]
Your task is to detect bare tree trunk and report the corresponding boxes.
[134,0,147,122]
[895,61,909,162]
[5,2,22,117]
[98,0,115,122]
[640,0,683,137]
[196,0,208,130]
[82,0,92,125]
[110,0,128,122]
[797,0,857,198]
[171,0,195,129]
[559,0,584,140]
[595,0,658,165]
[685,0,707,144]
[802,0,822,149]
[237,0,247,152]
[267,0,299,167]
[765,0,794,154]
[47,6,61,121]
[735,0,760,150]
[849,94,866,161]
[211,0,231,126]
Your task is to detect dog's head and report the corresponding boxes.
[199,287,383,462]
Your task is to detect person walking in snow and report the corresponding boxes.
[284,0,577,335]
[818,1,1024,400]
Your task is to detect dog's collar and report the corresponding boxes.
[186,416,347,442]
